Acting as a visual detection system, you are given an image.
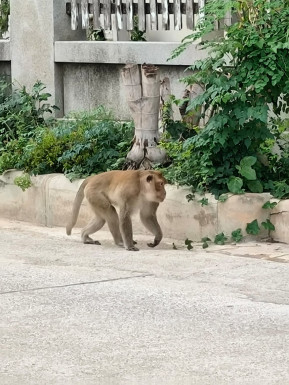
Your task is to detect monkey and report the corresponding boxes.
[66,170,167,251]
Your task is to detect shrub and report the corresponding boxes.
[162,0,289,199]
[0,81,134,179]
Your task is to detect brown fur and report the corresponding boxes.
[66,170,167,251]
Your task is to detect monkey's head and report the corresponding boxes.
[143,171,167,203]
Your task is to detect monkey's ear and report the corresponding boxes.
[146,175,154,183]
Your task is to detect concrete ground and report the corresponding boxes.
[1,218,289,385]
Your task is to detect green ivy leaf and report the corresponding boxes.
[199,198,209,206]
[186,194,195,202]
[227,176,243,194]
[262,201,278,209]
[237,156,257,181]
[214,232,228,245]
[231,228,243,243]
[247,180,263,193]
[240,156,257,168]
[246,219,260,235]
[218,193,229,202]
[201,236,211,248]
[202,241,209,249]
[185,238,193,250]
[261,219,275,231]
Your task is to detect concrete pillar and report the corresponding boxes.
[10,0,86,116]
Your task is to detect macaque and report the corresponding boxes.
[66,170,167,251]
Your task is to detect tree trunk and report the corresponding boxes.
[121,64,167,169]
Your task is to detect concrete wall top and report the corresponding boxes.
[0,40,11,61]
[54,41,207,65]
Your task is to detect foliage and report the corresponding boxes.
[262,201,278,210]
[161,0,289,199]
[218,193,229,202]
[214,232,228,245]
[88,29,106,41]
[130,16,146,41]
[0,80,58,173]
[185,238,194,250]
[261,219,275,231]
[231,228,243,243]
[246,219,260,235]
[0,81,134,178]
[14,174,32,191]
[201,236,211,249]
[198,197,208,206]
[0,0,9,38]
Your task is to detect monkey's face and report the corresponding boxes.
[145,173,167,203]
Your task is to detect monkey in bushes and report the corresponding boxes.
[66,170,167,251]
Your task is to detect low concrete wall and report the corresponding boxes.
[1,170,288,244]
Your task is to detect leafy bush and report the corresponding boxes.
[162,0,289,199]
[23,108,134,179]
[0,81,134,178]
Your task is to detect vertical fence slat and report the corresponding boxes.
[162,0,170,30]
[150,0,158,30]
[138,0,146,31]
[126,0,134,30]
[103,0,111,29]
[81,0,89,29]
[198,0,205,23]
[71,0,79,30]
[186,0,194,29]
[174,0,182,30]
[116,0,123,29]
[92,0,101,29]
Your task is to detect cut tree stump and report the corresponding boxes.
[121,63,168,169]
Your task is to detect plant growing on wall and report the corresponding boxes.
[162,0,289,199]
[130,16,146,41]
[0,0,9,38]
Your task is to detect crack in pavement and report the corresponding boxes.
[0,273,154,295]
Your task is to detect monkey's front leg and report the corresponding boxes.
[140,203,163,248]
[119,207,139,251]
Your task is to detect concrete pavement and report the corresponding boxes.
[1,219,289,385]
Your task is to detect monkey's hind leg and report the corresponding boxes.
[81,217,105,245]
[104,206,124,247]
[87,192,123,247]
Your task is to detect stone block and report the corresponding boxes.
[270,200,289,243]
[217,193,272,240]
[156,185,218,241]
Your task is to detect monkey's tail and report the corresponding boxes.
[66,180,86,235]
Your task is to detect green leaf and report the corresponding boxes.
[198,198,209,206]
[237,156,257,181]
[246,219,260,235]
[262,201,278,210]
[186,194,195,202]
[261,219,275,231]
[238,166,256,180]
[202,241,209,249]
[218,193,229,202]
[240,156,257,168]
[231,228,243,243]
[185,238,193,250]
[214,232,228,245]
[247,180,263,193]
[201,237,211,242]
[227,176,243,194]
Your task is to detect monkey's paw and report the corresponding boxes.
[84,239,101,245]
[147,240,160,248]
[126,246,139,251]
